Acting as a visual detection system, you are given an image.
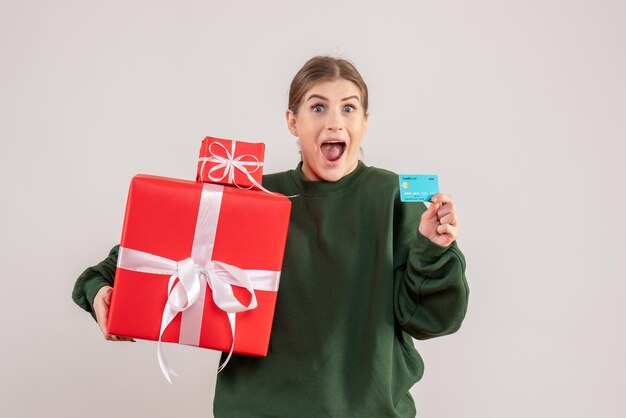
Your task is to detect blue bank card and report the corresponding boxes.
[399,174,439,202]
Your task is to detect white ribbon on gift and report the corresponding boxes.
[116,182,281,383]
[199,141,261,186]
[199,140,299,199]
[198,140,284,196]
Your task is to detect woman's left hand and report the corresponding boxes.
[418,193,459,248]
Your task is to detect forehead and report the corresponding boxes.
[305,79,362,100]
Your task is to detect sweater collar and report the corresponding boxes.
[288,161,367,196]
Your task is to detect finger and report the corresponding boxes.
[439,212,459,226]
[93,286,113,339]
[95,306,113,341]
[437,200,456,215]
[437,206,456,222]
[103,333,135,342]
[436,223,458,240]
[111,335,135,342]
[431,193,454,205]
[117,336,136,342]
[98,313,135,341]
[422,201,441,220]
[104,287,112,306]
[95,307,109,337]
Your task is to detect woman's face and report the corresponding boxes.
[286,79,368,182]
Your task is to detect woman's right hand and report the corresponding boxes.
[93,286,134,342]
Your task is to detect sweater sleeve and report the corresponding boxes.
[71,245,119,321]
[393,203,469,340]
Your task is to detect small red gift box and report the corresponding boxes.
[108,174,291,380]
[196,136,265,189]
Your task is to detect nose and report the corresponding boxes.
[325,108,344,131]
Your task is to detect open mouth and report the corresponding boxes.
[320,141,346,162]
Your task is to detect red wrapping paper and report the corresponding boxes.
[196,136,265,189]
[108,174,291,356]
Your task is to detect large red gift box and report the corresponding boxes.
[108,174,291,372]
[196,136,265,189]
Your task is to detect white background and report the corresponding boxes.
[1,1,625,417]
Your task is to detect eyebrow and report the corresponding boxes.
[306,94,361,102]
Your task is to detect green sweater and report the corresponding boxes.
[72,161,469,417]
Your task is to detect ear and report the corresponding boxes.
[285,109,298,137]
[364,111,369,126]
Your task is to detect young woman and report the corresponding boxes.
[73,56,469,417]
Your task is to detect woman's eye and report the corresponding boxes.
[343,105,356,113]
[312,105,325,112]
